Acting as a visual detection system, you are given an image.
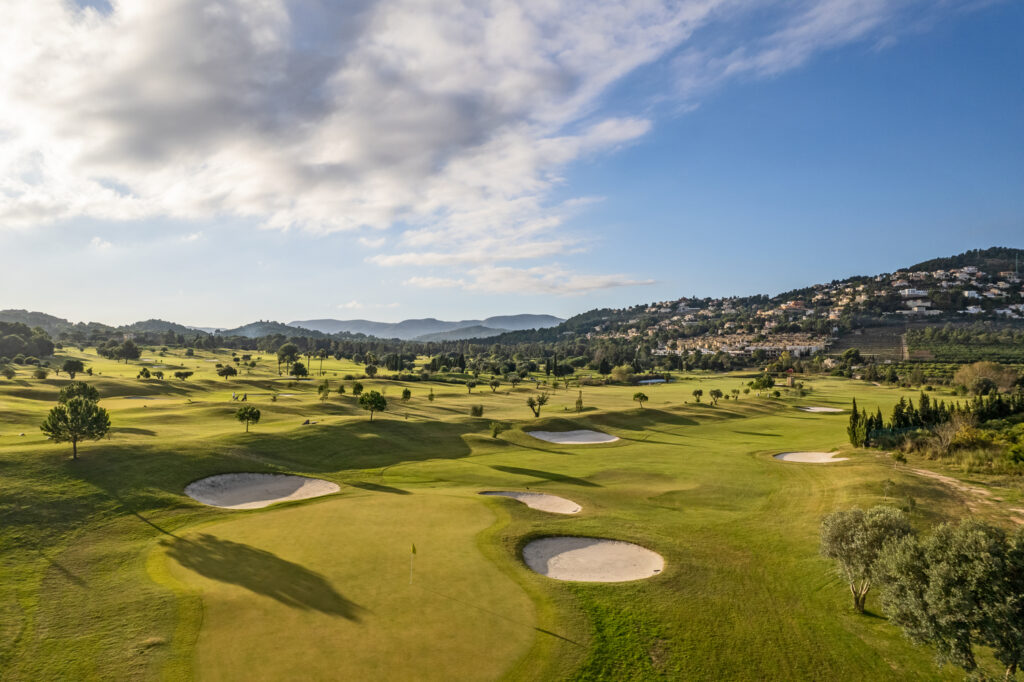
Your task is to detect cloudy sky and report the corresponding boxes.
[1,0,1021,326]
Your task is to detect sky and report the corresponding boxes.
[1,0,1021,327]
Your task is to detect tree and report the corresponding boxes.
[33,367,49,380]
[489,379,500,393]
[174,371,194,381]
[217,365,238,380]
[365,364,378,377]
[526,393,549,417]
[40,396,111,459]
[466,380,477,394]
[749,374,775,390]
[692,389,703,403]
[352,382,363,396]
[820,506,912,613]
[633,391,648,409]
[61,359,85,379]
[876,520,1024,679]
[277,343,299,375]
[509,375,521,390]
[291,361,308,378]
[847,398,868,447]
[359,390,387,421]
[1,366,14,380]
[59,381,100,403]
[954,361,1018,393]
[137,367,151,379]
[708,389,723,405]
[575,391,584,413]
[235,405,261,432]
[118,339,141,363]
[401,387,411,401]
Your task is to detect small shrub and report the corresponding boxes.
[470,405,484,417]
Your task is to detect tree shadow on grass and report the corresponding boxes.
[732,431,781,438]
[163,534,365,621]
[490,465,601,488]
[347,481,412,495]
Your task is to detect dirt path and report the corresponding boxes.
[909,468,1024,523]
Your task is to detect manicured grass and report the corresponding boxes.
[2,347,1020,679]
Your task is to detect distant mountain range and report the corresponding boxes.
[0,309,563,342]
[287,314,564,340]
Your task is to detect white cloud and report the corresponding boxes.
[0,0,988,292]
[358,236,386,249]
[182,231,203,242]
[406,266,654,295]
[89,236,112,251]
[337,300,400,309]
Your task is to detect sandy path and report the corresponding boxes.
[479,491,581,514]
[526,429,619,445]
[185,473,340,509]
[774,451,849,463]
[523,537,664,582]
[797,406,844,413]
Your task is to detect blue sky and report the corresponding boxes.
[0,0,1021,327]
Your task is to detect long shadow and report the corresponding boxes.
[490,465,601,488]
[110,427,158,436]
[732,431,781,438]
[164,534,365,620]
[347,481,412,495]
[36,549,87,588]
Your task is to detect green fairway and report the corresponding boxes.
[3,347,1021,680]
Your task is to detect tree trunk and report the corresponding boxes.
[72,439,78,460]
[369,411,373,422]
[1006,663,1017,681]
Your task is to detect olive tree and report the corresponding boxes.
[876,520,1024,680]
[526,393,548,417]
[820,506,912,613]
[633,391,648,409]
[61,359,85,379]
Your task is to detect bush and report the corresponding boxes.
[469,405,484,417]
[490,422,505,438]
[32,367,48,379]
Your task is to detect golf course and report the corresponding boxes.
[4,346,1021,680]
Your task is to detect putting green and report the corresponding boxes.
[159,491,536,681]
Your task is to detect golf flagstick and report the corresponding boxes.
[410,543,416,585]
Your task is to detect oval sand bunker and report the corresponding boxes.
[797,406,844,413]
[185,473,340,509]
[774,451,849,464]
[523,537,664,582]
[526,429,619,445]
[480,491,581,514]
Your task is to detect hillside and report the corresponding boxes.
[413,325,506,342]
[908,246,1023,274]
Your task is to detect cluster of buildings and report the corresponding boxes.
[586,261,1024,357]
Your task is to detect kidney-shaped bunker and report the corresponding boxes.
[523,536,664,582]
[185,473,340,509]
[526,430,619,445]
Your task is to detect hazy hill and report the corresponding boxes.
[413,325,507,342]
[288,314,563,340]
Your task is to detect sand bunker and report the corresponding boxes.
[523,537,664,582]
[797,406,844,413]
[774,451,849,463]
[185,473,340,509]
[480,491,581,514]
[527,430,619,445]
